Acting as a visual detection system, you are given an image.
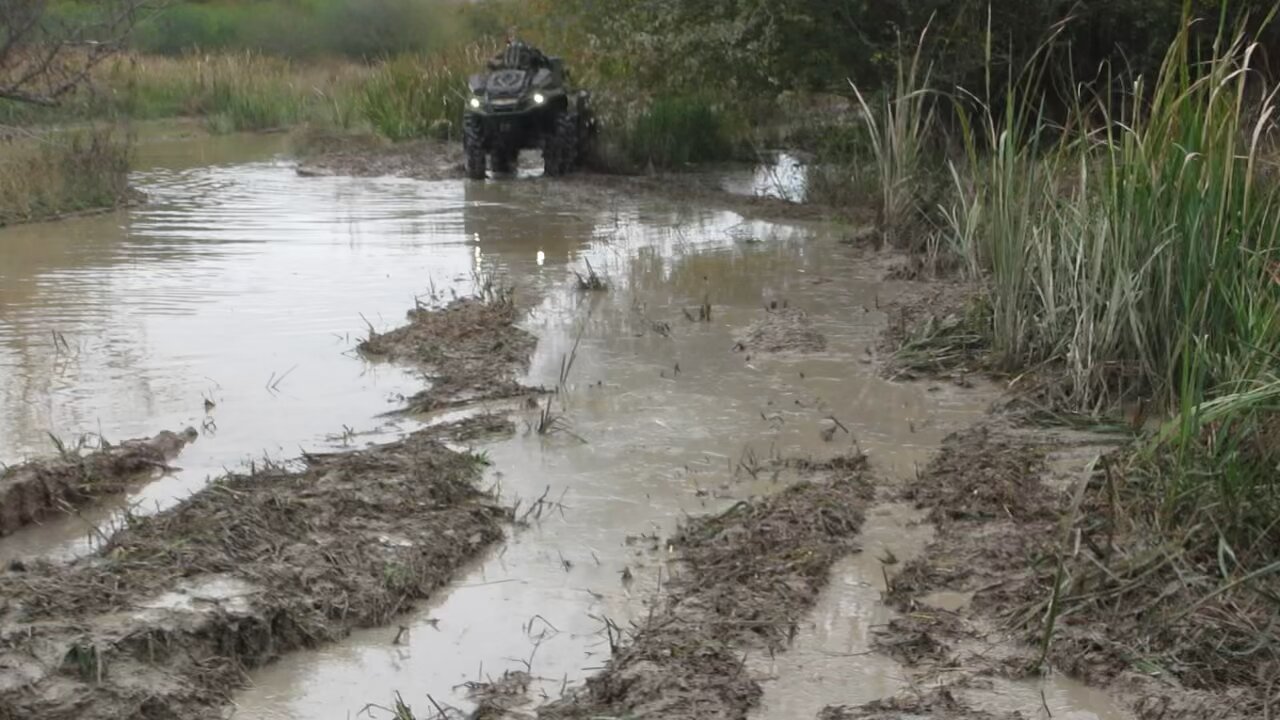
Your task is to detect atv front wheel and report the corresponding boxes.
[491,146,518,175]
[543,111,577,177]
[463,115,487,180]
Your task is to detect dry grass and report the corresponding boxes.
[0,128,133,225]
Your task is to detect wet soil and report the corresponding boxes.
[540,454,872,720]
[0,428,196,537]
[735,306,828,354]
[358,296,543,412]
[871,421,1265,720]
[821,686,1023,720]
[0,416,511,720]
[294,133,465,181]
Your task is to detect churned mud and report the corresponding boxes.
[0,417,511,720]
[734,306,828,354]
[0,428,196,537]
[294,134,465,181]
[359,295,543,413]
[821,686,1022,720]
[540,455,872,720]
[870,421,1263,720]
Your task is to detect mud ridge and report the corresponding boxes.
[877,282,988,382]
[294,134,465,181]
[0,428,197,538]
[821,686,1023,720]
[540,454,873,720]
[0,416,513,720]
[359,295,544,413]
[879,422,1264,719]
[734,306,827,354]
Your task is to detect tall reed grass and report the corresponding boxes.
[359,43,496,141]
[937,15,1280,570]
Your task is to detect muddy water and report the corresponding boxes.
[0,136,1126,720]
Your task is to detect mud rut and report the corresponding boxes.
[0,158,1163,720]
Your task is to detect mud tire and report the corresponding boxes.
[543,111,577,177]
[491,147,518,175]
[463,114,487,180]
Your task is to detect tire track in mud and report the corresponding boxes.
[0,292,540,720]
[539,455,873,720]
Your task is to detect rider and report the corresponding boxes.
[488,32,549,70]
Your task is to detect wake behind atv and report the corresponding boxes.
[463,43,595,179]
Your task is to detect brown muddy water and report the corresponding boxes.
[0,130,1129,720]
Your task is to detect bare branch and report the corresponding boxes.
[0,0,163,107]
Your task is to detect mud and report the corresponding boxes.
[735,307,828,354]
[821,686,1022,720]
[878,282,988,381]
[359,296,543,413]
[294,134,465,181]
[540,455,872,720]
[0,417,511,720]
[0,428,196,538]
[877,421,1263,720]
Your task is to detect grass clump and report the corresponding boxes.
[0,129,133,226]
[359,51,474,142]
[617,95,736,169]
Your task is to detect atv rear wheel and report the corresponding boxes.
[463,115,486,180]
[543,111,577,177]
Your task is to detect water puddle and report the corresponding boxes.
[0,133,1126,719]
[747,502,932,719]
[721,152,809,203]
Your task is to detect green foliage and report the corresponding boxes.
[513,0,1280,102]
[90,0,475,59]
[360,55,464,141]
[943,14,1280,549]
[621,95,734,168]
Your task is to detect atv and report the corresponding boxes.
[462,41,595,179]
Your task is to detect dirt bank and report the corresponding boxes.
[0,428,197,537]
[0,416,512,720]
[870,422,1266,720]
[359,295,543,413]
[540,454,872,720]
[294,134,465,181]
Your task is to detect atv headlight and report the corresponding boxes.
[533,92,546,105]
[469,97,481,109]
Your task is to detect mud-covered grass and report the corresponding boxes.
[878,283,989,382]
[0,428,196,537]
[0,417,512,720]
[359,295,542,413]
[882,422,1272,719]
[821,686,1021,720]
[293,130,464,181]
[540,455,872,720]
[734,307,827,354]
